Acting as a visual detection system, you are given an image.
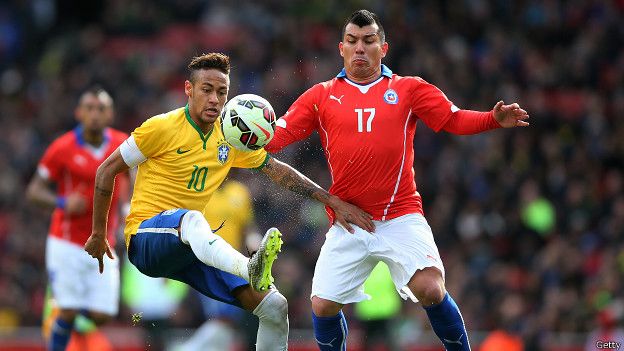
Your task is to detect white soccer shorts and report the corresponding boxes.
[46,236,120,315]
[311,213,445,304]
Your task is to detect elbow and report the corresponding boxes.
[96,161,115,183]
[25,183,37,204]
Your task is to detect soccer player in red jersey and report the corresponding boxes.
[27,87,128,351]
[266,10,529,351]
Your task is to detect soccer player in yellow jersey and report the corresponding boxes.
[84,53,375,351]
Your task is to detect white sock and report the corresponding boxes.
[253,289,289,351]
[180,210,249,280]
[176,319,233,351]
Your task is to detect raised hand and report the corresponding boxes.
[493,101,530,128]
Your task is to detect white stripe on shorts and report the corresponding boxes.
[136,227,178,236]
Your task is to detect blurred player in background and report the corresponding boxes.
[266,9,529,351]
[26,86,128,351]
[84,53,373,351]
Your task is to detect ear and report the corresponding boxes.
[184,80,192,98]
[74,105,82,123]
[339,42,344,58]
[381,42,389,58]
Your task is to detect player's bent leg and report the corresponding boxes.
[408,267,471,351]
[235,287,288,351]
[311,297,348,351]
[179,210,252,281]
[49,309,78,351]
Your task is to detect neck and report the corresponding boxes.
[195,120,214,134]
[346,67,382,84]
[82,129,105,147]
[186,103,214,134]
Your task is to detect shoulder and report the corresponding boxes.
[136,107,185,133]
[46,130,77,152]
[391,74,427,86]
[300,80,333,100]
[108,128,130,142]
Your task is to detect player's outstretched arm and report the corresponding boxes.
[261,157,375,233]
[85,149,130,273]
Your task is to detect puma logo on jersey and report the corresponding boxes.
[443,334,464,346]
[329,95,344,104]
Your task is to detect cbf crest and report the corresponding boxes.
[383,89,398,104]
[217,142,230,164]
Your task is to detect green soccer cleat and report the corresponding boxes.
[248,227,283,291]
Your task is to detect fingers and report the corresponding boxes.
[494,100,504,111]
[337,218,355,234]
[106,246,114,260]
[98,257,104,274]
[359,214,376,233]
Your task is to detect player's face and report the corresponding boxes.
[339,23,388,82]
[185,69,229,131]
[75,93,113,134]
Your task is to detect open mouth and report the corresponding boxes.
[204,108,219,117]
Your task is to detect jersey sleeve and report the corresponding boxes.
[131,115,170,158]
[37,140,65,182]
[265,84,322,153]
[409,77,457,132]
[231,148,270,170]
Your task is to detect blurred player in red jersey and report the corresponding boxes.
[27,86,129,351]
[266,9,529,351]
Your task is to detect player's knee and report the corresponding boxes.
[409,268,446,306]
[180,210,207,242]
[183,210,205,228]
[311,296,343,317]
[417,284,446,306]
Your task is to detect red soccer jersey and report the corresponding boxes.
[37,126,128,247]
[266,65,457,222]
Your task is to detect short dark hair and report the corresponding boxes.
[80,85,113,106]
[342,9,385,43]
[188,53,230,82]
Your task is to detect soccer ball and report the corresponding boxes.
[220,94,276,151]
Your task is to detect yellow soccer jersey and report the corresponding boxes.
[123,105,269,246]
[203,180,253,250]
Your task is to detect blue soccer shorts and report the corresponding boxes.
[128,208,249,307]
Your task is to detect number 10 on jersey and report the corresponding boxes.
[187,165,208,192]
[356,108,375,132]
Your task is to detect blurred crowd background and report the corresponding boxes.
[1,0,623,350]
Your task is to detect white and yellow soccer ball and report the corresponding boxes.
[220,94,276,151]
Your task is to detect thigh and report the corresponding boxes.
[46,236,88,310]
[128,208,248,308]
[170,260,249,308]
[373,214,445,300]
[311,224,377,304]
[81,249,120,315]
[128,208,195,276]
